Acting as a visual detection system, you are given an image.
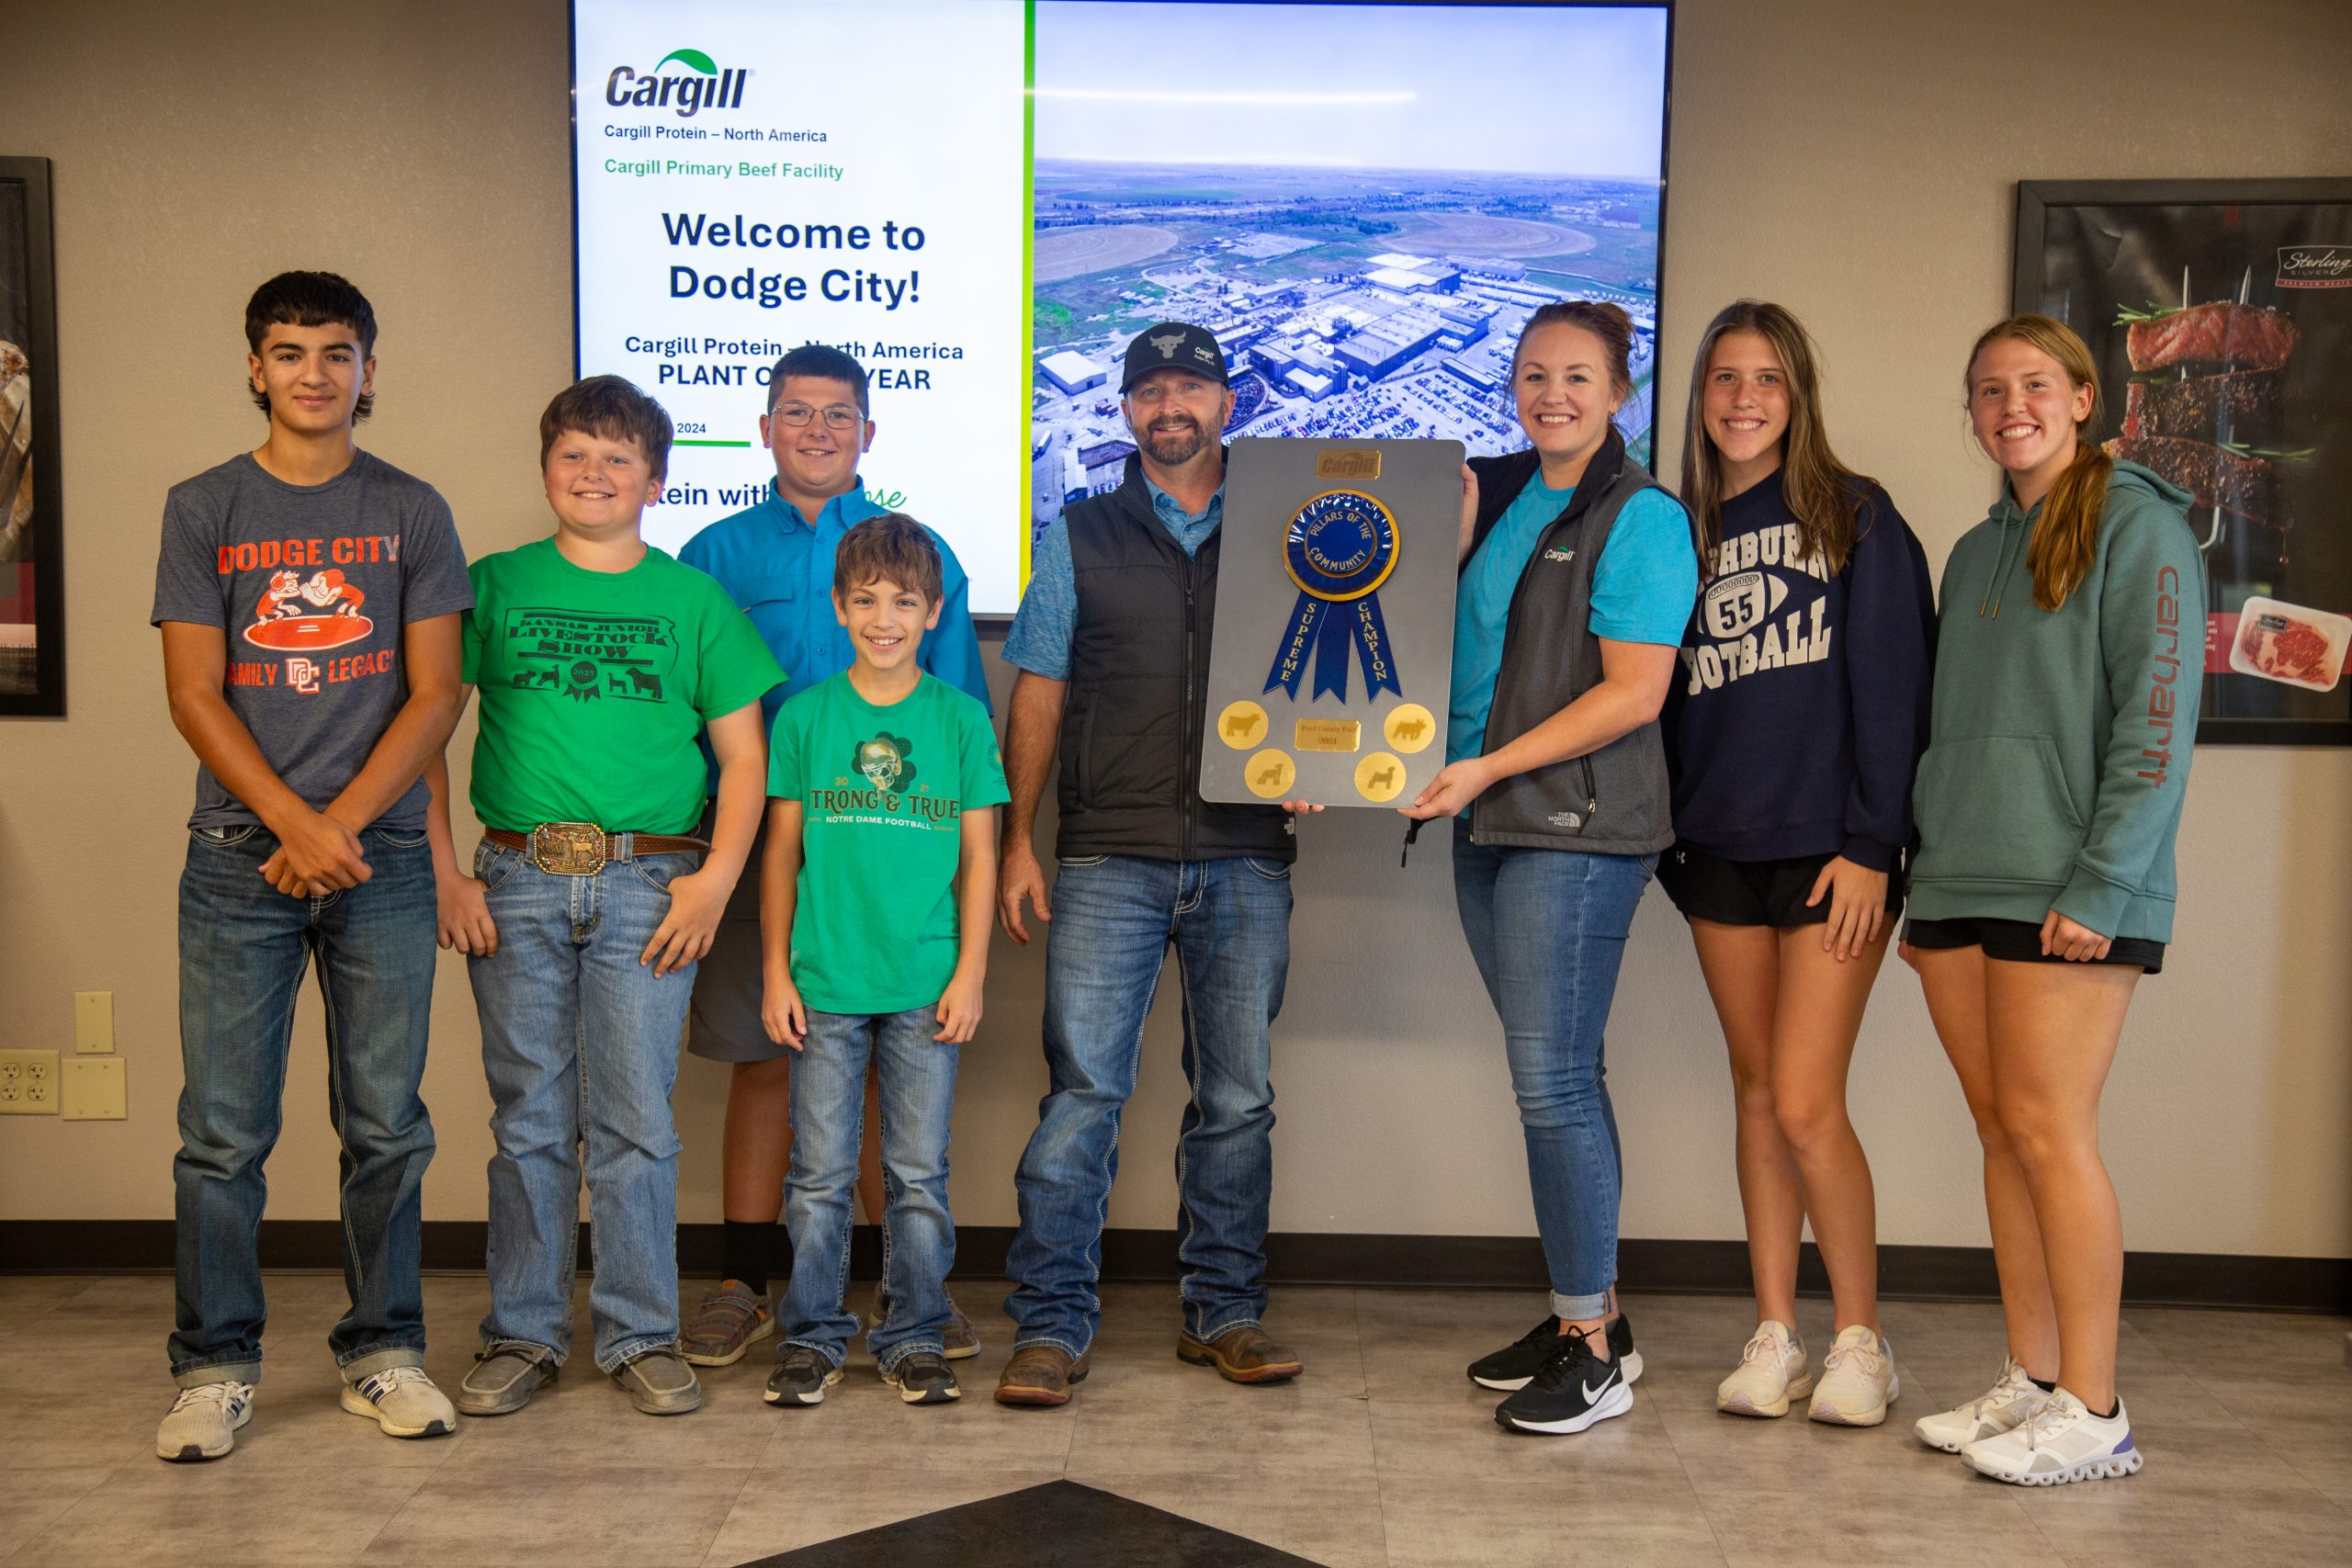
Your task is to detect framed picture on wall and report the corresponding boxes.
[2016,178,2352,747]
[0,156,63,716]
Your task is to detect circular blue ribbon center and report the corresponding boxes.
[1285,490,1398,603]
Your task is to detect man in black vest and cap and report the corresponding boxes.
[993,321,1309,1406]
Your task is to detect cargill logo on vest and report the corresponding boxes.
[606,50,749,117]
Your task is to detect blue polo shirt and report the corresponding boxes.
[1003,477,1223,679]
[680,486,991,780]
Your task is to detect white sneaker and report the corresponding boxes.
[156,1380,254,1461]
[1913,1356,2044,1452]
[1963,1388,2142,1485]
[1809,1325,1898,1426]
[1716,1322,1810,1417]
[340,1365,458,1438]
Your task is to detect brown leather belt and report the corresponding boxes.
[484,823,710,876]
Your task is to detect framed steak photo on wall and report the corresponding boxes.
[2016,178,2352,747]
[0,156,63,716]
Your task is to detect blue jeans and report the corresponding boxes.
[466,841,697,1371]
[1453,826,1655,1319]
[1005,853,1292,1355]
[171,824,437,1388]
[779,1007,957,1372]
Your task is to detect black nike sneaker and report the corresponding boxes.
[1467,1309,1643,1392]
[1494,1325,1634,1437]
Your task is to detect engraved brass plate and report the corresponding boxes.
[1314,447,1382,480]
[531,821,609,875]
[1294,718,1363,753]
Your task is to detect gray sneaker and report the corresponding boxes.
[156,1381,254,1462]
[884,1350,962,1405]
[456,1341,559,1416]
[766,1345,844,1407]
[679,1279,775,1367]
[613,1346,701,1416]
[942,1303,981,1360]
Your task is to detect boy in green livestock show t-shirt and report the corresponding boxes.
[423,376,783,1421]
[758,514,1007,1410]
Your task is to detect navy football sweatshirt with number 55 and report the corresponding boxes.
[1661,471,1937,872]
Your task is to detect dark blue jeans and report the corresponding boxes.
[171,823,438,1387]
[1453,826,1655,1319]
[1004,854,1292,1355]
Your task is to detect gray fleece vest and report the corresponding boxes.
[1466,439,1683,856]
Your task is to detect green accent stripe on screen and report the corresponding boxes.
[1020,0,1037,592]
[674,439,752,447]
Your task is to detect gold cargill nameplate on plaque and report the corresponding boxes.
[1314,448,1382,480]
[1294,718,1363,752]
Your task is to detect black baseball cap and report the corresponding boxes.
[1120,321,1229,392]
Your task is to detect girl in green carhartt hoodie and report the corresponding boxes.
[1903,314,2201,1490]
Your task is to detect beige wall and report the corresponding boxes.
[4,0,2347,1261]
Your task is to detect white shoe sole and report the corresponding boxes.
[943,1339,981,1361]
[1967,1446,2143,1485]
[679,1313,775,1367]
[157,1402,250,1462]
[1476,1348,1643,1394]
[339,1386,455,1438]
[1810,1371,1898,1427]
[884,1371,964,1404]
[1501,1381,1635,1436]
[1718,1370,1813,1418]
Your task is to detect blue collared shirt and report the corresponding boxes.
[1004,476,1223,680]
[681,485,991,781]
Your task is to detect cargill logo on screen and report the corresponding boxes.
[605,50,748,117]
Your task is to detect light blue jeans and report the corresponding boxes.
[1004,853,1292,1356]
[778,1007,957,1373]
[466,840,698,1371]
[1453,825,1656,1320]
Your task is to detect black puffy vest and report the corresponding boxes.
[1055,457,1295,863]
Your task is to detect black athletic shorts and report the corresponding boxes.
[1903,916,2165,976]
[1656,842,1904,930]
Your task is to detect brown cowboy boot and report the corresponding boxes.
[1177,1323,1304,1384]
[994,1344,1091,1408]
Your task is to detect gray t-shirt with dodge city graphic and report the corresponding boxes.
[151,450,474,829]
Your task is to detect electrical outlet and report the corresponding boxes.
[0,1049,61,1114]
[62,1056,127,1121]
[74,991,116,1055]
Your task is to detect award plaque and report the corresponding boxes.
[1200,437,1462,807]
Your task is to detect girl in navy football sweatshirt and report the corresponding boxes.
[1659,301,1934,1427]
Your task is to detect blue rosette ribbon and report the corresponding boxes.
[1263,489,1403,703]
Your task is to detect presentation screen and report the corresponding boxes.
[572,1,1671,615]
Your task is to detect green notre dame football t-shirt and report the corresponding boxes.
[462,538,784,834]
[770,671,1010,1014]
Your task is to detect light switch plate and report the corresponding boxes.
[74,990,116,1055]
[62,1056,127,1120]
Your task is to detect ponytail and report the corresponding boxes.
[2027,439,2110,611]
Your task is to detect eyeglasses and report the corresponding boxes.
[770,402,863,429]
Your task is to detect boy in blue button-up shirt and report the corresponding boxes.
[675,346,990,1368]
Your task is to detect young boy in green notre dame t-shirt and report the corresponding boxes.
[759,513,1006,1409]
[422,375,781,1420]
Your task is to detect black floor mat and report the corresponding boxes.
[734,1478,1329,1567]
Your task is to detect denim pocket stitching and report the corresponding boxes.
[374,827,430,850]
[1240,857,1292,881]
[191,825,260,847]
[474,843,524,892]
[1057,854,1111,868]
[628,852,698,893]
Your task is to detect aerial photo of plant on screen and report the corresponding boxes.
[1026,3,1668,536]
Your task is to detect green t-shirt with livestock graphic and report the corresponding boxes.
[769,671,1009,1014]
[462,538,782,834]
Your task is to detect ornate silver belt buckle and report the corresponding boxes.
[530,821,608,875]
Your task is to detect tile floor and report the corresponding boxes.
[0,1273,2346,1566]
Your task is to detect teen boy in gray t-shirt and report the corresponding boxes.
[147,272,471,1463]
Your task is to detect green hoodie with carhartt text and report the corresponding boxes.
[1907,461,2202,942]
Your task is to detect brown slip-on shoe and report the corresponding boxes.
[1178,1323,1305,1384]
[994,1345,1091,1407]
